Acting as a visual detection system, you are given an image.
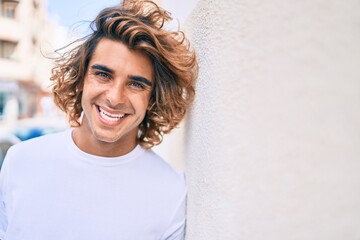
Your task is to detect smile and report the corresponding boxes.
[97,106,126,122]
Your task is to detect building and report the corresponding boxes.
[0,0,68,124]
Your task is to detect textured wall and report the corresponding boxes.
[185,0,360,239]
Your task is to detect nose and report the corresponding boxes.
[106,83,127,108]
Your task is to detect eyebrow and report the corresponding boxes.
[91,64,114,74]
[91,64,153,88]
[129,75,153,88]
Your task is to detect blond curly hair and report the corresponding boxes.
[51,0,198,148]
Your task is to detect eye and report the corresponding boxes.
[129,81,145,90]
[94,71,110,80]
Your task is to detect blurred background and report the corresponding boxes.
[0,0,69,166]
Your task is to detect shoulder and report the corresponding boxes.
[136,148,187,194]
[141,149,185,181]
[9,130,66,152]
[5,130,68,167]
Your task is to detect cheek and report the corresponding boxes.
[81,80,106,102]
[131,92,151,107]
[142,95,152,112]
[80,84,90,104]
[137,101,150,115]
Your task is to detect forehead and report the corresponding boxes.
[90,38,154,82]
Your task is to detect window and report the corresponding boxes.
[0,40,17,59]
[32,0,38,9]
[1,0,19,18]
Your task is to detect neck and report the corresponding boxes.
[71,128,138,157]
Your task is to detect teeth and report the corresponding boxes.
[99,107,125,122]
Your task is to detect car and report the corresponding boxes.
[0,117,67,169]
[12,126,61,141]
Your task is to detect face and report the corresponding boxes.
[75,38,154,154]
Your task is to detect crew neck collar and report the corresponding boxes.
[64,128,145,166]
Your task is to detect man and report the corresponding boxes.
[0,0,198,239]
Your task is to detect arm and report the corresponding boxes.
[160,175,187,240]
[161,196,187,240]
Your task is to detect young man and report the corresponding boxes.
[0,1,198,239]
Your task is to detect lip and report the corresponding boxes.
[96,105,128,126]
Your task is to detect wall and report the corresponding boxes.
[184,0,360,239]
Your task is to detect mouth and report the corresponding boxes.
[97,105,127,123]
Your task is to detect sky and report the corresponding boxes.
[47,0,199,35]
[47,0,119,34]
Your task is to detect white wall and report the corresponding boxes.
[184,0,360,239]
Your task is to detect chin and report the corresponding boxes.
[89,128,120,143]
[94,134,121,143]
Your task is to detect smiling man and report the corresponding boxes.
[74,38,155,157]
[0,1,198,239]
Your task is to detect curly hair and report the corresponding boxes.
[51,0,198,149]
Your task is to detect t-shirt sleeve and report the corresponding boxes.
[161,194,186,240]
[0,155,9,239]
[160,173,187,240]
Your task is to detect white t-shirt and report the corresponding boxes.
[0,129,186,240]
